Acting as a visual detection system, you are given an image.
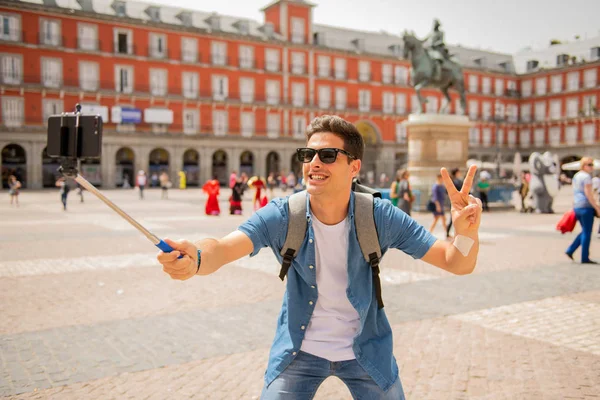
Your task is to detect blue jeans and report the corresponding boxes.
[261,351,405,400]
[566,207,595,262]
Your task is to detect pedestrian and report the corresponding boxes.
[519,171,531,213]
[159,171,170,200]
[55,177,70,211]
[229,176,244,215]
[229,170,238,189]
[8,175,21,207]
[136,170,147,200]
[203,175,221,216]
[396,169,413,216]
[267,172,276,199]
[446,168,464,237]
[429,173,448,235]
[247,175,266,211]
[477,175,490,212]
[76,182,85,203]
[565,157,600,264]
[157,115,482,399]
[178,170,187,190]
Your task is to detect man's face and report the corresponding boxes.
[302,132,361,197]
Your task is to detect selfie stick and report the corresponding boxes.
[57,105,182,258]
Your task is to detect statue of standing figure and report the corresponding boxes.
[424,19,450,81]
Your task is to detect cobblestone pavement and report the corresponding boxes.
[1,187,599,399]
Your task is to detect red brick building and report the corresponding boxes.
[0,0,598,188]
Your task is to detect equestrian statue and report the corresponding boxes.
[402,19,467,115]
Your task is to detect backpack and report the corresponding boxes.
[278,182,385,309]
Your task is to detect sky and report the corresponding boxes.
[138,0,600,55]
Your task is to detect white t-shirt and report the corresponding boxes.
[299,214,360,362]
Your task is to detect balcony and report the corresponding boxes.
[113,43,137,56]
[316,68,333,79]
[262,60,281,73]
[211,55,229,67]
[291,64,306,75]
[239,57,255,69]
[147,46,170,59]
[37,33,63,47]
[358,73,371,82]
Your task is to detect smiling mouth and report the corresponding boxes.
[309,173,328,181]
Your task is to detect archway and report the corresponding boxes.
[80,159,102,186]
[354,121,381,185]
[561,154,581,179]
[2,144,26,188]
[212,149,228,185]
[42,147,61,187]
[149,148,170,182]
[115,147,135,187]
[266,151,280,175]
[394,152,407,173]
[183,149,200,186]
[240,150,254,177]
[290,153,302,179]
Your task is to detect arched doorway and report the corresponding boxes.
[115,147,135,187]
[240,150,254,177]
[80,159,102,186]
[266,151,280,175]
[183,149,200,186]
[290,153,302,179]
[394,152,407,172]
[2,144,26,188]
[212,149,228,185]
[561,154,581,179]
[355,121,381,185]
[42,147,61,188]
[149,148,170,181]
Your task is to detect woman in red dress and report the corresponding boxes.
[247,176,266,211]
[202,176,221,216]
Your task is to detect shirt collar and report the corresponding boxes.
[305,191,355,221]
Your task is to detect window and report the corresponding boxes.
[591,47,600,61]
[78,23,97,51]
[549,127,561,147]
[551,75,562,93]
[383,92,394,114]
[265,49,279,72]
[583,124,595,144]
[411,95,420,113]
[212,75,228,100]
[334,58,346,79]
[566,98,578,118]
[358,61,370,82]
[482,128,492,147]
[335,87,346,111]
[240,112,254,137]
[584,69,597,88]
[114,29,133,55]
[565,126,577,145]
[239,45,254,69]
[115,65,133,93]
[534,128,545,147]
[520,129,531,148]
[358,89,371,112]
[40,18,61,46]
[182,72,199,99]
[1,96,23,127]
[79,61,98,91]
[212,110,228,136]
[496,129,504,147]
[240,77,254,103]
[149,69,167,96]
[507,129,516,147]
[482,101,491,121]
[482,77,491,95]
[0,13,20,41]
[291,52,305,74]
[211,41,227,66]
[266,80,280,105]
[534,101,546,122]
[183,109,199,135]
[1,54,22,84]
[41,57,62,88]
[267,113,280,138]
[550,100,561,120]
[520,104,531,122]
[291,17,304,44]
[468,75,478,93]
[469,128,479,145]
[317,56,330,78]
[395,123,406,143]
[507,104,518,123]
[468,100,479,119]
[318,85,331,109]
[181,37,198,63]
[381,64,392,84]
[535,77,547,96]
[292,82,305,107]
[521,80,532,97]
[394,66,408,84]
[567,72,579,91]
[495,78,504,96]
[396,93,406,114]
[292,115,306,138]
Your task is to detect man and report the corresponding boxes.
[424,18,449,81]
[157,115,482,399]
[446,168,464,238]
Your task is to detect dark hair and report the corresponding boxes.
[451,168,460,177]
[306,115,364,162]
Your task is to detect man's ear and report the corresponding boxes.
[351,159,362,178]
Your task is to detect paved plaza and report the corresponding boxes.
[1,186,599,400]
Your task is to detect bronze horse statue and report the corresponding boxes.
[402,33,467,115]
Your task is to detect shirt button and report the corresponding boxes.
[292,352,297,356]
[311,285,316,289]
[309,301,314,305]
[309,265,314,269]
[301,325,306,330]
[309,238,313,243]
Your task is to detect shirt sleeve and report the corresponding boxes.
[237,198,287,257]
[375,198,437,259]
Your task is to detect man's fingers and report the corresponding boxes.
[440,167,459,197]
[460,165,478,195]
[157,250,181,263]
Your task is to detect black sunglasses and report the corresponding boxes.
[296,148,356,164]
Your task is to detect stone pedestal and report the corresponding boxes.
[402,114,472,209]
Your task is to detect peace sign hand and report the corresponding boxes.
[441,165,482,235]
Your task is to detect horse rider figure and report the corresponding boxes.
[424,19,450,81]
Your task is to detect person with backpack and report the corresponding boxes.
[55,177,70,211]
[157,115,482,399]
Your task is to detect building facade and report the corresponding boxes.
[0,0,599,189]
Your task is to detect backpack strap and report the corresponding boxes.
[354,192,384,309]
[279,191,308,281]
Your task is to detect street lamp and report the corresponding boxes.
[493,100,506,179]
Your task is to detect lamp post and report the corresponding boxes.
[494,100,506,179]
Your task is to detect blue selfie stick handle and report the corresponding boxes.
[156,239,184,259]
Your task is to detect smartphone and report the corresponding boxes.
[46,114,103,159]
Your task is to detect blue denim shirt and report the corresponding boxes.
[238,192,437,391]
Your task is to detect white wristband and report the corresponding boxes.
[453,235,475,257]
